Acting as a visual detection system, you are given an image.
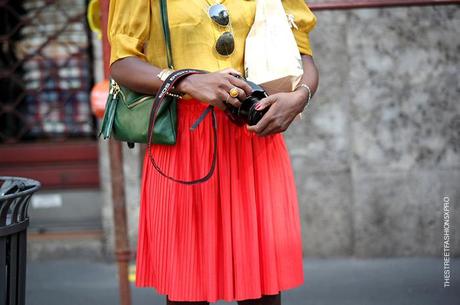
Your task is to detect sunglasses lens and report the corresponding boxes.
[216,32,234,56]
[208,4,229,26]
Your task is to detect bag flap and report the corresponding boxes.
[117,83,155,109]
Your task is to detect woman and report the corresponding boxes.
[108,0,319,304]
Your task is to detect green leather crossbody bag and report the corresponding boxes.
[98,0,217,185]
[98,0,177,146]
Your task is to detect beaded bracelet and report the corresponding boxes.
[166,91,183,99]
[157,69,183,99]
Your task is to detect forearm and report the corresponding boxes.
[298,54,319,97]
[110,56,163,95]
[247,55,319,135]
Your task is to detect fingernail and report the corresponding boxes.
[255,103,262,110]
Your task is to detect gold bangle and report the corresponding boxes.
[157,68,174,82]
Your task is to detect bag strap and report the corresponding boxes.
[99,0,173,143]
[151,2,217,185]
[147,69,218,185]
[160,0,173,69]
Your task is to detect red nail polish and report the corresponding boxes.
[255,104,262,110]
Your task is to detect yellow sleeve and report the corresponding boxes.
[282,0,317,56]
[108,0,151,66]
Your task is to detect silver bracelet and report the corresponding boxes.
[294,83,312,118]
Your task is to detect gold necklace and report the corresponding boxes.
[204,0,224,5]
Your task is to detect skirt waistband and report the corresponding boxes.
[177,98,227,116]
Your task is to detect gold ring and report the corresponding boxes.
[229,87,239,98]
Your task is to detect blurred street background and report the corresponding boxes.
[0,0,459,304]
[27,257,460,305]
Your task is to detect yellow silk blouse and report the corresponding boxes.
[108,0,317,74]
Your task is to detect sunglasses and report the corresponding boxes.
[208,4,234,56]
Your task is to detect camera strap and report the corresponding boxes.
[147,69,218,185]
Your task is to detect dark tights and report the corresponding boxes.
[237,293,281,305]
[166,299,208,305]
[166,293,281,305]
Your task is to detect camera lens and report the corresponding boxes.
[224,80,269,126]
[241,96,267,126]
[248,102,268,126]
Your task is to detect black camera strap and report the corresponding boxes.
[147,69,218,185]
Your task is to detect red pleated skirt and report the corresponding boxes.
[135,98,304,302]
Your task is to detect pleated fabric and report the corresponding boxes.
[135,99,304,302]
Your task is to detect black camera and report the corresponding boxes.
[225,80,269,126]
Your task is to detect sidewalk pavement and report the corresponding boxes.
[26,257,459,305]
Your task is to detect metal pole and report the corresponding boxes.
[99,1,132,305]
[107,140,132,305]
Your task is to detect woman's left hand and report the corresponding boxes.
[246,90,308,136]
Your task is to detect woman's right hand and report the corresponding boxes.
[175,68,253,110]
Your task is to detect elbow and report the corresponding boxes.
[109,59,125,83]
